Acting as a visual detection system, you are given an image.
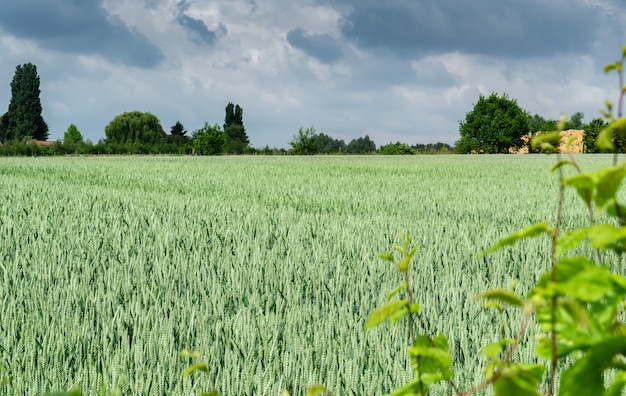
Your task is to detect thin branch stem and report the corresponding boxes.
[404,270,416,343]
[546,152,565,396]
[614,59,624,164]
[457,308,532,396]
[567,152,603,270]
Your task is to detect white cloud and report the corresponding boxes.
[0,0,623,147]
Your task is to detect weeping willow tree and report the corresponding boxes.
[104,111,167,145]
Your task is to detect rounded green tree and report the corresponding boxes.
[193,122,226,155]
[104,111,166,145]
[456,93,529,154]
[289,126,319,155]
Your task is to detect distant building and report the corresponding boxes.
[26,139,56,146]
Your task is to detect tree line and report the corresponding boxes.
[455,92,610,154]
[0,63,453,156]
[0,62,613,156]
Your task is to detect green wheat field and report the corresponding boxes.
[0,155,618,395]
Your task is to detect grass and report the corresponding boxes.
[0,154,615,395]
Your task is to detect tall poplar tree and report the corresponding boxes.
[6,63,49,141]
[224,102,249,153]
[0,113,8,143]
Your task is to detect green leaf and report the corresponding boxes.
[559,299,590,331]
[305,384,326,396]
[407,334,453,386]
[493,364,544,396]
[387,282,407,300]
[606,201,626,221]
[480,222,550,256]
[604,371,626,396]
[596,114,626,151]
[388,304,419,326]
[388,379,422,396]
[560,338,626,396]
[44,389,82,396]
[555,228,589,257]
[588,224,626,254]
[605,63,617,74]
[539,142,556,152]
[396,255,410,272]
[531,131,561,150]
[364,300,407,329]
[550,160,573,173]
[183,363,208,377]
[564,173,594,204]
[520,364,545,383]
[378,252,395,262]
[558,265,614,302]
[484,301,503,312]
[597,128,614,151]
[484,361,499,380]
[534,334,552,360]
[478,289,523,307]
[391,243,404,253]
[594,166,626,208]
[493,365,543,396]
[480,339,514,359]
[197,392,219,396]
[554,256,595,282]
[389,306,409,326]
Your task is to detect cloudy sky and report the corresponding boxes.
[0,0,624,148]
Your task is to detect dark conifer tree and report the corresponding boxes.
[0,112,8,143]
[224,102,249,153]
[6,63,49,141]
[170,121,187,138]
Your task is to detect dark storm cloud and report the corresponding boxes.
[329,0,610,58]
[176,1,226,45]
[286,28,343,63]
[0,0,163,68]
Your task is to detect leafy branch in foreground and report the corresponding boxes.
[369,46,626,396]
[366,232,454,396]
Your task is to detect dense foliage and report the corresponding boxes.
[346,135,376,154]
[315,133,346,154]
[170,121,188,140]
[0,64,613,157]
[456,93,529,154]
[193,122,226,155]
[63,124,83,145]
[411,142,453,154]
[566,111,585,130]
[104,111,167,145]
[528,114,559,134]
[582,117,608,153]
[289,126,319,154]
[0,63,48,142]
[379,142,416,155]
